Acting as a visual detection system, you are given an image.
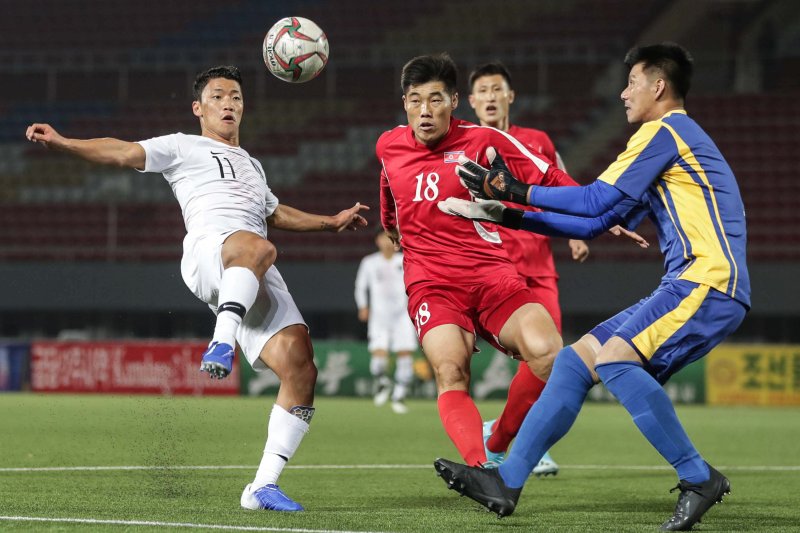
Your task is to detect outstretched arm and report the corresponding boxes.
[26,123,146,170]
[267,203,369,232]
[528,180,628,217]
[457,147,636,218]
[518,209,623,240]
[438,198,648,247]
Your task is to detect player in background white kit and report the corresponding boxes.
[25,66,368,512]
[354,230,418,414]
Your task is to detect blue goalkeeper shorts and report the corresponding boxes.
[589,279,747,384]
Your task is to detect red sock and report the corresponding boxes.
[487,362,546,453]
[437,390,486,466]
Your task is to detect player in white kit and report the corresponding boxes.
[25,66,368,512]
[354,231,418,413]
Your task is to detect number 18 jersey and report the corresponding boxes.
[376,118,554,287]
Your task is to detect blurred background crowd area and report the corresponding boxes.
[0,0,798,343]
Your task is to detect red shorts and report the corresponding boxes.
[406,271,538,354]
[523,276,561,334]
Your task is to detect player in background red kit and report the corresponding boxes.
[376,53,577,467]
[468,62,589,474]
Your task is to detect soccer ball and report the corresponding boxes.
[263,17,329,83]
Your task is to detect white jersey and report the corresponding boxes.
[354,252,408,322]
[137,133,278,237]
[137,133,303,369]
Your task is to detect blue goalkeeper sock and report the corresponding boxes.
[596,361,709,484]
[498,347,594,488]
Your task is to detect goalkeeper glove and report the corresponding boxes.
[437,197,524,229]
[456,148,530,205]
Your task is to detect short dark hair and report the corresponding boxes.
[624,43,693,100]
[468,62,512,91]
[192,65,243,101]
[400,53,458,95]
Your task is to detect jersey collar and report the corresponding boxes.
[660,109,687,119]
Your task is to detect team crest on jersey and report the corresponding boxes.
[443,151,464,164]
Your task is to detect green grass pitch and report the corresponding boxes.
[1,394,799,532]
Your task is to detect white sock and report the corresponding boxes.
[392,356,414,402]
[212,267,260,346]
[392,383,407,402]
[369,355,389,377]
[252,404,310,488]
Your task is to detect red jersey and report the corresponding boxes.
[377,118,571,288]
[503,125,577,280]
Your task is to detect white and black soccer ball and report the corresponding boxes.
[263,16,329,83]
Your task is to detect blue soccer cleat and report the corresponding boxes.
[533,450,559,477]
[240,483,304,512]
[199,341,234,379]
[482,419,506,468]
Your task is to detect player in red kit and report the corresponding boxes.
[468,62,589,475]
[376,54,576,467]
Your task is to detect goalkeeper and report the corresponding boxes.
[434,42,750,532]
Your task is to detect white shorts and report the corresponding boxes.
[181,231,307,371]
[367,312,418,353]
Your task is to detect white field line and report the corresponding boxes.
[0,464,426,473]
[0,516,392,533]
[1,463,799,473]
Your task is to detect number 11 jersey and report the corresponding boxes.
[137,133,278,238]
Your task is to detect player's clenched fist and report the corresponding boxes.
[455,147,531,205]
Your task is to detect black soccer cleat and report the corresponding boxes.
[434,458,522,517]
[660,463,731,531]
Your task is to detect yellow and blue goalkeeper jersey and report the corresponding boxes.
[598,110,750,307]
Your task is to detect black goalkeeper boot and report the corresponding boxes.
[661,463,730,531]
[434,458,522,517]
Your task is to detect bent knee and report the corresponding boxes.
[527,352,556,381]
[260,239,277,264]
[222,236,277,276]
[517,333,561,380]
[432,360,470,390]
[594,336,641,367]
[263,327,315,379]
[294,358,318,386]
[519,331,563,361]
[249,239,277,273]
[275,351,317,387]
